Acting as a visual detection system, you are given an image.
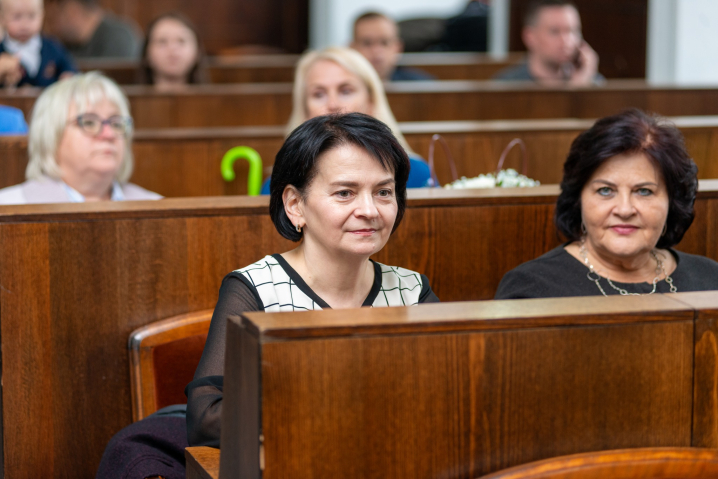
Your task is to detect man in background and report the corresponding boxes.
[493,0,602,85]
[351,12,434,82]
[48,0,141,59]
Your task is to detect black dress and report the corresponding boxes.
[495,246,718,299]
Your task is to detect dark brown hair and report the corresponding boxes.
[555,108,698,249]
[138,12,208,85]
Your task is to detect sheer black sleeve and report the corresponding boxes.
[419,274,440,303]
[185,274,260,447]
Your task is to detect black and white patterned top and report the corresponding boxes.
[185,254,438,448]
[232,254,435,311]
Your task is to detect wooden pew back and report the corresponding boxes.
[76,52,527,84]
[222,293,718,478]
[3,117,718,197]
[0,186,716,477]
[5,81,718,129]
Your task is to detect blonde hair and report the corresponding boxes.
[26,71,134,182]
[286,46,413,153]
[0,0,44,14]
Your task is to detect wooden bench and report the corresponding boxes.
[5,80,718,128]
[0,186,715,477]
[218,292,718,478]
[3,116,718,196]
[77,52,527,85]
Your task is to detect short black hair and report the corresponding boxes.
[555,108,698,249]
[269,112,410,242]
[524,0,577,26]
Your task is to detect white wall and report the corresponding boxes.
[675,0,718,84]
[648,0,718,85]
[310,0,474,49]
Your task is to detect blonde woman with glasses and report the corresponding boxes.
[0,71,161,204]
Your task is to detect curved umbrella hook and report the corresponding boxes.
[221,146,263,196]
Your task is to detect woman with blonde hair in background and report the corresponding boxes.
[0,71,161,204]
[261,46,430,193]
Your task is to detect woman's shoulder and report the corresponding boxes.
[674,249,718,267]
[230,255,281,276]
[506,246,575,274]
[0,183,27,205]
[672,249,718,289]
[120,183,163,200]
[372,261,439,304]
[494,245,591,299]
[0,177,67,205]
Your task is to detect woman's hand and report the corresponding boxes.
[0,54,23,87]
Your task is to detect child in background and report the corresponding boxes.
[0,0,77,87]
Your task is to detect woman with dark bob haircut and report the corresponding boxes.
[185,112,439,447]
[496,108,718,299]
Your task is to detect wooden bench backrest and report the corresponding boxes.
[4,80,718,128]
[3,117,718,196]
[76,52,526,84]
[128,309,212,421]
[220,293,718,478]
[0,187,716,477]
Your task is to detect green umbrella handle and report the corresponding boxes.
[220,146,263,196]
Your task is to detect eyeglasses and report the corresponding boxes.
[72,113,133,136]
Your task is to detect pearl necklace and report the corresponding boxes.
[579,239,677,296]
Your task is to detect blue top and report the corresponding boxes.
[260,154,433,195]
[0,105,28,135]
[0,35,78,87]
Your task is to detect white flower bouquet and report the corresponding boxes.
[444,168,540,189]
[427,136,541,190]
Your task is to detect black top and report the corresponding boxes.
[495,245,718,299]
[67,14,141,59]
[390,66,436,81]
[0,36,78,87]
[185,256,439,447]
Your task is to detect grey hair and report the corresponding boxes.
[26,71,134,182]
[286,46,413,154]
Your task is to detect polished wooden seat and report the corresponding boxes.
[476,448,718,479]
[128,309,212,421]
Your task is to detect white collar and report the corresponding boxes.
[3,34,42,77]
[63,181,126,202]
